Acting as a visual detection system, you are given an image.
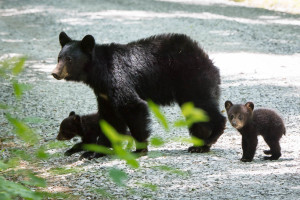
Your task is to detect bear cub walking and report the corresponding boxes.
[225,101,285,162]
[56,112,109,159]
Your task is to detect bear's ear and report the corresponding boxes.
[81,35,95,54]
[73,115,80,122]
[59,32,72,47]
[69,111,75,116]
[245,102,254,111]
[225,101,233,111]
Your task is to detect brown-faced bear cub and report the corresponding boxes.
[225,101,285,162]
[56,112,110,159]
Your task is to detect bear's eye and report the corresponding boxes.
[66,57,72,63]
[230,115,234,120]
[238,115,243,120]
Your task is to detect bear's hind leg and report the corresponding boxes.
[188,123,212,153]
[263,137,281,160]
[263,150,272,155]
[182,100,226,153]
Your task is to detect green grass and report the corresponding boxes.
[48,167,83,175]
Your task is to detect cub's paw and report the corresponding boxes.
[263,156,280,161]
[64,150,75,156]
[133,148,148,157]
[94,153,106,158]
[263,150,272,155]
[240,158,252,162]
[188,146,210,153]
[79,152,95,160]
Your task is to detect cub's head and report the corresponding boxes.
[56,111,82,141]
[52,32,95,82]
[225,101,254,130]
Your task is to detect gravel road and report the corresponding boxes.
[0,0,299,199]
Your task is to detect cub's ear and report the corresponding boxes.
[69,111,76,116]
[59,32,72,47]
[73,115,80,122]
[81,35,95,54]
[245,102,254,111]
[225,101,233,111]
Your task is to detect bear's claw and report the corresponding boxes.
[188,146,210,153]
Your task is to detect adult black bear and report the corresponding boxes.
[56,112,109,159]
[52,32,226,159]
[225,101,286,162]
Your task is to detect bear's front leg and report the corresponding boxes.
[241,135,257,162]
[64,142,84,156]
[117,99,150,155]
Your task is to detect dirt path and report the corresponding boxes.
[1,0,299,199]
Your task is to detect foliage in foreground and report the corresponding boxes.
[0,58,67,199]
[0,57,209,199]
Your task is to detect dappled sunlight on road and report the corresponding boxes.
[60,10,300,26]
[212,53,300,81]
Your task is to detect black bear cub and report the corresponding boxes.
[225,101,285,162]
[56,112,110,159]
[52,32,226,158]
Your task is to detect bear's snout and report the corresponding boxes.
[51,66,62,80]
[52,64,68,80]
[52,72,61,80]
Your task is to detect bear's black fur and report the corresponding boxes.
[225,101,286,162]
[56,112,109,159]
[52,32,226,158]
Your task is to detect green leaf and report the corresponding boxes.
[136,182,158,191]
[174,119,188,127]
[0,161,9,170]
[45,141,68,150]
[49,167,81,175]
[99,120,140,168]
[113,146,139,168]
[0,192,11,200]
[93,188,114,199]
[9,149,32,161]
[83,144,114,155]
[150,136,165,147]
[36,147,49,159]
[22,173,46,188]
[141,183,158,191]
[12,80,22,99]
[109,168,128,186]
[135,141,147,151]
[153,165,188,176]
[100,120,122,144]
[5,114,38,145]
[175,102,209,127]
[12,81,32,99]
[0,103,9,110]
[0,176,42,200]
[147,100,169,131]
[12,57,26,75]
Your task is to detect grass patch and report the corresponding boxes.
[153,165,189,177]
[48,167,83,175]
[92,188,115,199]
